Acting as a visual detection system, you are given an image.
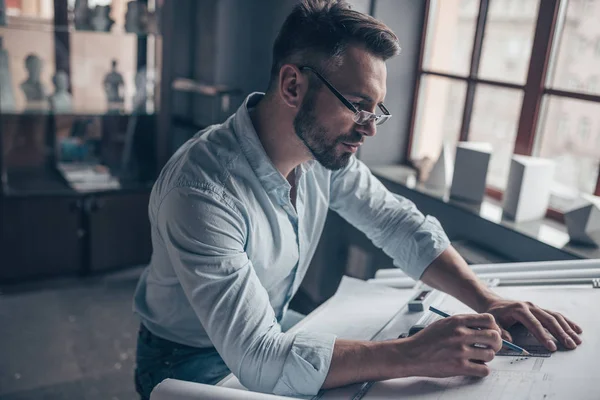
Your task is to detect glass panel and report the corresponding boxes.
[70,30,137,114]
[422,0,478,76]
[468,84,524,189]
[67,0,160,34]
[0,26,55,113]
[548,0,600,96]
[67,0,160,114]
[411,75,467,162]
[534,96,600,211]
[478,0,540,84]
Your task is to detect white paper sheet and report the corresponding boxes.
[338,285,600,400]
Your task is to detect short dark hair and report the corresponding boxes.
[269,0,400,86]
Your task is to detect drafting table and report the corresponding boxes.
[150,260,600,400]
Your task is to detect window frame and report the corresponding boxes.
[407,0,600,222]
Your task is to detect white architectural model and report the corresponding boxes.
[502,155,555,222]
[450,142,492,203]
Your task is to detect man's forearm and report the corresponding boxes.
[322,247,500,390]
[420,246,501,313]
[322,339,410,389]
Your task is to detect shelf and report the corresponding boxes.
[2,166,153,197]
[370,165,600,261]
[0,22,161,38]
[0,110,158,117]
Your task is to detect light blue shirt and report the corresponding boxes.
[133,93,450,396]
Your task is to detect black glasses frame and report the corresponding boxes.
[299,66,391,125]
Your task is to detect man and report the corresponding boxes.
[133,1,582,398]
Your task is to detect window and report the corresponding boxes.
[469,85,523,188]
[422,0,478,76]
[587,76,599,93]
[409,0,600,217]
[411,76,467,162]
[567,75,580,91]
[479,0,539,84]
[578,117,592,143]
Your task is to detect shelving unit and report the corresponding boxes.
[0,0,161,283]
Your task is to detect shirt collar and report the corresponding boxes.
[233,92,316,194]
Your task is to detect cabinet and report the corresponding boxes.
[1,195,82,282]
[0,191,152,283]
[88,192,151,272]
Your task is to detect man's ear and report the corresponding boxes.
[278,64,307,109]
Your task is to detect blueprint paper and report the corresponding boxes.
[331,285,600,400]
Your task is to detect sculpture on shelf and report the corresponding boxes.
[424,141,454,192]
[564,197,600,247]
[73,0,91,30]
[90,5,114,32]
[125,0,149,35]
[49,70,72,113]
[104,59,125,110]
[502,155,555,222]
[20,53,47,110]
[450,142,492,203]
[0,37,16,111]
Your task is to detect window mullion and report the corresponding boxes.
[459,0,490,141]
[514,0,561,156]
[405,0,431,162]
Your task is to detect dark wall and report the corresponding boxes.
[359,0,426,166]
[215,0,299,98]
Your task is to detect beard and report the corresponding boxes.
[293,92,361,170]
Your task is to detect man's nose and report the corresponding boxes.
[355,119,377,137]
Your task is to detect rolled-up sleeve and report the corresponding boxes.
[329,157,451,280]
[157,185,336,396]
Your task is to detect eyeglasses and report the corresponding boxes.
[299,66,392,126]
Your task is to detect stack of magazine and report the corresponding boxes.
[57,163,121,192]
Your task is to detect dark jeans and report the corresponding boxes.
[134,324,231,400]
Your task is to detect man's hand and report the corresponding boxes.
[484,298,583,351]
[400,313,503,378]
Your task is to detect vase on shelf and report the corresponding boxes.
[90,5,114,32]
[125,1,149,35]
[73,0,92,30]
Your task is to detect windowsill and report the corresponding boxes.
[370,164,600,260]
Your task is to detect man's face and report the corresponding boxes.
[293,46,387,170]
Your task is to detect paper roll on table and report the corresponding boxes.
[374,259,600,280]
[370,262,600,289]
[150,379,297,400]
